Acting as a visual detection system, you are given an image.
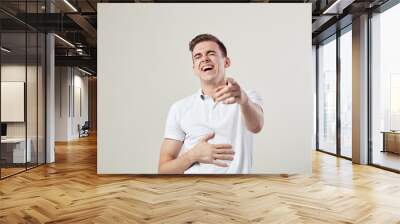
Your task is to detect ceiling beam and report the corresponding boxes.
[55,55,96,69]
[322,0,355,14]
[67,13,97,39]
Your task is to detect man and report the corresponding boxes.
[158,34,264,174]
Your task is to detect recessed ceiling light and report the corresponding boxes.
[78,67,93,76]
[63,0,78,12]
[54,34,75,48]
[322,0,354,15]
[1,47,11,53]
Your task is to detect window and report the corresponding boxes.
[339,28,352,158]
[318,36,337,154]
[371,2,400,171]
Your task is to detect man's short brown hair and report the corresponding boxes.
[189,34,227,57]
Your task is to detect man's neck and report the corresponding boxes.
[200,78,225,99]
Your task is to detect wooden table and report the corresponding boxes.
[382,131,400,154]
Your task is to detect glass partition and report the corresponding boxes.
[0,31,28,177]
[0,1,46,179]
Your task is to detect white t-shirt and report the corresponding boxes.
[164,89,263,174]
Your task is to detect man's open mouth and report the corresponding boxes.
[201,64,214,72]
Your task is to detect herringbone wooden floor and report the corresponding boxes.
[1,134,400,224]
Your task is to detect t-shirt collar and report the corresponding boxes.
[198,89,206,100]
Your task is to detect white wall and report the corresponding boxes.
[55,67,89,141]
[98,3,313,174]
[55,67,69,141]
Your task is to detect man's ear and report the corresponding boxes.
[224,57,231,68]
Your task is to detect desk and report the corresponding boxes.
[1,138,31,163]
[382,131,400,154]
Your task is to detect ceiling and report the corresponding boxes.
[0,0,393,75]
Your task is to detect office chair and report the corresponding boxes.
[79,121,90,138]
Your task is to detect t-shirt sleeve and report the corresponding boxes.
[164,103,185,141]
[246,89,263,111]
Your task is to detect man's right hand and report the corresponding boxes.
[189,133,234,167]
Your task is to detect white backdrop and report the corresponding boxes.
[98,3,313,174]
